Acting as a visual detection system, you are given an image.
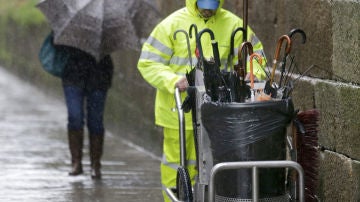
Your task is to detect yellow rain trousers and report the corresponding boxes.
[161,128,197,202]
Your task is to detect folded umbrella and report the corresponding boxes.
[196,28,223,102]
[223,27,246,102]
[233,42,252,102]
[279,28,306,88]
[173,29,194,113]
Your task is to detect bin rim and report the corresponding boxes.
[202,98,293,109]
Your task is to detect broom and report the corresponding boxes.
[295,109,320,202]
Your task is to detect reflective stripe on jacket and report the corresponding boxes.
[137,0,266,129]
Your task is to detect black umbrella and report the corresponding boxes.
[222,27,246,102]
[173,29,195,113]
[281,28,307,88]
[278,29,306,88]
[196,28,224,102]
[37,0,161,61]
[233,42,252,102]
[188,24,205,87]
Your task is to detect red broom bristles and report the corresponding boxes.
[296,109,320,202]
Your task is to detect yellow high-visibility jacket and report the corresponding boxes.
[137,0,266,129]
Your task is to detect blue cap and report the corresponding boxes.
[197,0,219,10]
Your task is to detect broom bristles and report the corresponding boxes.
[296,109,320,202]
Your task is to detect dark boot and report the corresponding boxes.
[90,134,104,179]
[68,130,84,176]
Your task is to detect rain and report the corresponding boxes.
[1,0,359,201]
[0,67,162,201]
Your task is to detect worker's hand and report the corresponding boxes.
[175,77,188,92]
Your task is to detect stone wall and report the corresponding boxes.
[244,0,360,200]
[0,0,359,200]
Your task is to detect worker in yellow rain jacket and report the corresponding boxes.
[137,0,266,201]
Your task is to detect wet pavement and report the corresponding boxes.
[0,67,163,202]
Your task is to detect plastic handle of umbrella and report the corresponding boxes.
[230,27,246,55]
[249,53,262,89]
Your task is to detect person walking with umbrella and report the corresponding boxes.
[37,0,162,180]
[137,0,266,201]
[60,45,114,180]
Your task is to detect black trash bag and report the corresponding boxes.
[201,99,294,199]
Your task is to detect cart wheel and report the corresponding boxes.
[176,167,193,202]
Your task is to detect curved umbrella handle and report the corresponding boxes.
[173,29,193,68]
[196,28,220,67]
[249,53,262,89]
[189,24,198,39]
[270,35,292,85]
[236,41,253,79]
[277,29,306,87]
[288,28,306,44]
[226,27,246,70]
[189,24,201,59]
[230,27,246,56]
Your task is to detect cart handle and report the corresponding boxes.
[174,87,187,168]
[208,160,304,202]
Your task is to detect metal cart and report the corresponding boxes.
[166,87,304,202]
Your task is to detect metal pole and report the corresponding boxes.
[242,0,248,74]
[165,187,182,202]
[243,0,248,41]
[252,166,259,202]
[174,87,186,167]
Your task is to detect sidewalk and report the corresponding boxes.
[0,67,163,202]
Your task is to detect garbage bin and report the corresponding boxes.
[201,99,294,200]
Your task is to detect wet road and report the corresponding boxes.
[0,67,163,202]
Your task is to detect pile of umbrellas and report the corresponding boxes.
[179,25,308,104]
[263,29,307,100]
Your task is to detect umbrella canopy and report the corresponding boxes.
[37,0,161,61]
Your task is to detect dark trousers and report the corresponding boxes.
[63,85,107,135]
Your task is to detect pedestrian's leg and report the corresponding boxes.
[67,130,84,175]
[86,90,107,179]
[63,86,85,175]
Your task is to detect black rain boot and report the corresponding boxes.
[90,134,104,179]
[68,130,84,176]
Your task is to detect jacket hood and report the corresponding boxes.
[186,0,224,17]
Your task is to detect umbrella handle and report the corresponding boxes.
[270,35,292,85]
[227,27,246,70]
[189,24,198,39]
[249,53,262,89]
[196,28,220,66]
[189,24,200,61]
[278,29,306,87]
[288,28,306,44]
[230,27,246,56]
[174,29,193,68]
[236,41,253,81]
